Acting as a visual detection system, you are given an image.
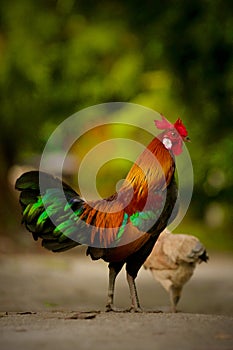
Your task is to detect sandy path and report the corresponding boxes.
[0,252,232,349]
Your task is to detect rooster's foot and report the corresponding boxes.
[126,306,143,313]
[105,304,124,312]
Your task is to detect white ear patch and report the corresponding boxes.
[162,137,172,149]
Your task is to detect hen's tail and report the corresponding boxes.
[15,171,84,252]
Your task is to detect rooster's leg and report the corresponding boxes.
[126,272,142,312]
[106,262,124,312]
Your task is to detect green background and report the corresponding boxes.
[0,0,232,251]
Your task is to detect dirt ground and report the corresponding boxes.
[0,251,233,350]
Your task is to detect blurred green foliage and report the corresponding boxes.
[0,0,232,250]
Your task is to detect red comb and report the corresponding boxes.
[174,118,188,137]
[154,115,188,138]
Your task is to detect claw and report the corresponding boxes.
[127,306,143,313]
[105,304,127,313]
[105,304,118,312]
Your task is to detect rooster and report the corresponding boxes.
[15,115,190,312]
[144,229,208,312]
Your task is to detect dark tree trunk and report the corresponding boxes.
[0,147,20,235]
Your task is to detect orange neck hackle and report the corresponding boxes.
[121,136,174,214]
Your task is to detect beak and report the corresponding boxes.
[184,136,191,142]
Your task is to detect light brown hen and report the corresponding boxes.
[144,229,208,312]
